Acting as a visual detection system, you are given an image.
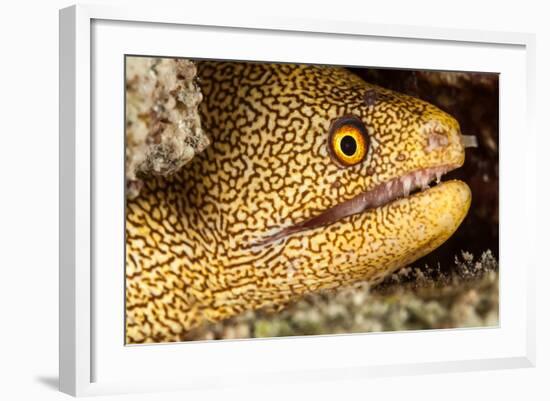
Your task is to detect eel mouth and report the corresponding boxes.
[254,164,461,246]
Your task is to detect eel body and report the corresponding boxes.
[126,61,471,343]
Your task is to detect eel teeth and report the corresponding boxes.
[253,164,459,247]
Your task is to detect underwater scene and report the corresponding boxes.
[125,57,498,344]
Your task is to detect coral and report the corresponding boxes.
[125,57,209,198]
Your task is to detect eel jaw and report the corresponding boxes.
[254,164,462,246]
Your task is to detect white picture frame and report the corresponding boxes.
[59,4,536,397]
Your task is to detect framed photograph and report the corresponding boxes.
[59,4,536,396]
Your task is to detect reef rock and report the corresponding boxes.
[125,57,209,198]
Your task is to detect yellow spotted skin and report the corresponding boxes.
[125,61,471,344]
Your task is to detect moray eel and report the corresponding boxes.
[126,61,471,343]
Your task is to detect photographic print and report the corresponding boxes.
[125,57,498,344]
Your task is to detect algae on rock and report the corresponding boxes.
[180,251,499,341]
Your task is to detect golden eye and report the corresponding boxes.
[328,116,369,167]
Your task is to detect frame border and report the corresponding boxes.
[59,4,536,396]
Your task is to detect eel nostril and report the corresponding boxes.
[423,120,452,152]
[364,89,379,106]
[426,131,449,152]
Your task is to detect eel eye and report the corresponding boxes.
[328,116,369,167]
